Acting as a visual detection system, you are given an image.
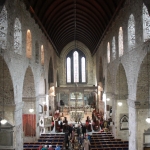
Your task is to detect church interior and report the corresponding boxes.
[0,0,150,150]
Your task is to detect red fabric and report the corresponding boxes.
[23,114,36,136]
[38,146,43,150]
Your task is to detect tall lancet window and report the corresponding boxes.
[67,57,71,83]
[128,14,135,49]
[26,29,32,58]
[112,36,116,60]
[73,51,79,82]
[143,4,150,41]
[66,49,86,83]
[107,42,110,63]
[119,27,124,57]
[14,18,22,54]
[81,57,86,82]
[0,6,7,49]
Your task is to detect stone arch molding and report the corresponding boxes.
[0,6,7,49]
[59,41,92,84]
[116,63,128,100]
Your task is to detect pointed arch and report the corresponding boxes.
[128,14,135,49]
[0,55,14,124]
[22,66,36,137]
[143,4,150,41]
[107,42,110,63]
[136,53,150,102]
[14,18,22,54]
[0,6,7,49]
[119,27,124,56]
[26,30,32,58]
[116,64,128,100]
[112,36,116,60]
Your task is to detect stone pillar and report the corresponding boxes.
[127,99,137,150]
[14,102,24,150]
[111,94,117,138]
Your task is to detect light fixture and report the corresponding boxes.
[1,51,7,125]
[146,117,150,123]
[107,98,110,101]
[29,108,34,113]
[118,102,122,106]
[146,50,150,123]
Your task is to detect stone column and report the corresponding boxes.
[14,102,24,150]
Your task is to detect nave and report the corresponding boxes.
[23,110,128,150]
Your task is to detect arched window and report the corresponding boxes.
[66,50,86,83]
[81,57,86,82]
[128,14,135,49]
[41,45,44,65]
[73,51,79,82]
[67,57,71,83]
[112,36,116,60]
[35,41,39,63]
[14,18,22,54]
[107,42,110,63]
[0,6,7,49]
[26,29,32,58]
[143,4,150,41]
[119,27,124,57]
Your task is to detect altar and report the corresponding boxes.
[69,111,84,121]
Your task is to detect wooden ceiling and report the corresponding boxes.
[23,0,125,56]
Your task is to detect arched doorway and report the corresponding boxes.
[115,63,128,141]
[22,66,36,142]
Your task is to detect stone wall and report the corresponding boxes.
[95,0,150,149]
[0,0,57,149]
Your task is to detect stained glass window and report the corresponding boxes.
[0,6,7,49]
[14,18,22,54]
[67,57,71,82]
[41,45,44,65]
[81,57,86,82]
[73,51,79,82]
[112,36,116,60]
[26,29,32,58]
[143,4,150,41]
[66,49,86,83]
[119,27,123,57]
[128,14,135,49]
[107,42,110,63]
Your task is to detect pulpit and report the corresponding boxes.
[39,116,52,134]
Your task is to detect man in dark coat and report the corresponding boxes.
[81,124,86,137]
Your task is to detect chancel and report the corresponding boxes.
[0,0,150,150]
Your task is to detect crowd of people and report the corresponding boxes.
[38,109,111,150]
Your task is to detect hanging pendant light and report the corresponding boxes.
[146,50,150,123]
[1,51,7,125]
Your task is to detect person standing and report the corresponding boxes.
[81,124,86,137]
[83,136,91,150]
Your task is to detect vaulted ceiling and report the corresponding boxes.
[24,0,125,56]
